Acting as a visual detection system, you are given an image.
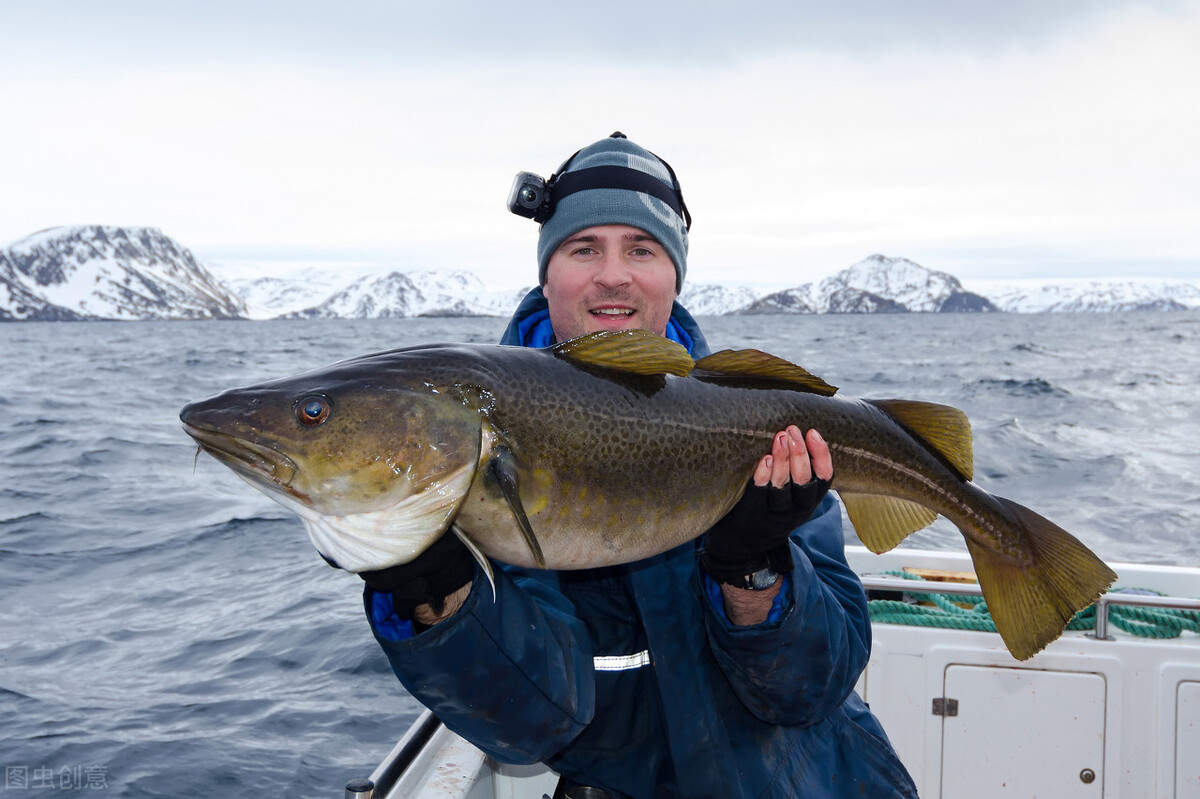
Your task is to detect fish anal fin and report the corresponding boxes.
[870,399,974,481]
[487,445,547,569]
[840,492,938,553]
[693,349,838,396]
[966,497,1116,661]
[452,525,496,601]
[551,330,693,377]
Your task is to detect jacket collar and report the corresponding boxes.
[499,287,711,357]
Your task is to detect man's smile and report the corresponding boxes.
[591,306,635,318]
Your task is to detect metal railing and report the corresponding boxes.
[858,574,1200,642]
[345,709,442,799]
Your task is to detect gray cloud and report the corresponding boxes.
[4,0,1191,68]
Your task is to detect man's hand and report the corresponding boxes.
[359,532,475,626]
[702,426,834,625]
[755,426,833,491]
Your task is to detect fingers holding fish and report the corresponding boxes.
[806,429,834,483]
[752,430,793,488]
[754,427,828,489]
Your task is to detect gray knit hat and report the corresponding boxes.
[536,133,690,291]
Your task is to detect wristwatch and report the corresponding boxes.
[736,566,780,591]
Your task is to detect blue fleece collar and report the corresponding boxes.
[504,287,705,356]
[516,306,695,352]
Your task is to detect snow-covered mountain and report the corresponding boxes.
[284,270,529,319]
[1,226,245,320]
[732,255,997,315]
[677,283,761,316]
[737,286,819,315]
[224,273,350,319]
[815,254,996,313]
[3,225,1196,321]
[964,278,1200,313]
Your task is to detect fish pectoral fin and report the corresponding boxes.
[964,496,1116,661]
[487,445,548,569]
[868,399,974,481]
[452,525,496,601]
[839,492,939,553]
[551,330,694,377]
[692,349,838,395]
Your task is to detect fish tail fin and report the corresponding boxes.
[967,496,1116,660]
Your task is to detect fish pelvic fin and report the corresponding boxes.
[967,496,1117,661]
[452,524,497,602]
[551,330,693,377]
[869,398,974,481]
[840,493,939,553]
[487,445,547,569]
[692,349,838,396]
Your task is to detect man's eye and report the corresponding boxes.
[573,247,597,256]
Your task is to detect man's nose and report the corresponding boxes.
[593,251,632,287]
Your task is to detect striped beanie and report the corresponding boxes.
[537,133,690,291]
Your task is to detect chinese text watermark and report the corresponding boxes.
[5,765,108,791]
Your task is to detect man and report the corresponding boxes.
[363,133,918,798]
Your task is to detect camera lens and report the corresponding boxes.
[518,185,541,208]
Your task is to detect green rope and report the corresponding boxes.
[866,571,1200,640]
[1108,603,1200,638]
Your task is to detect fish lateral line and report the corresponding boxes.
[834,441,1026,559]
[832,441,990,555]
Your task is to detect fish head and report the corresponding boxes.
[180,360,485,572]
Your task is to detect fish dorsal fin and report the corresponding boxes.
[868,399,974,481]
[551,330,694,377]
[839,493,939,553]
[693,349,838,396]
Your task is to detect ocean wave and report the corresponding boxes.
[0,509,58,526]
[1011,342,1060,356]
[972,376,1069,397]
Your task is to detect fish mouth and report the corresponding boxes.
[182,423,300,492]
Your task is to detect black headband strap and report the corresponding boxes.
[550,165,691,229]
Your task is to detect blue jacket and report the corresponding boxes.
[366,288,918,798]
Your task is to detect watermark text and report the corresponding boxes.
[5,766,108,791]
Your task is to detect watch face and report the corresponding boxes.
[749,568,779,591]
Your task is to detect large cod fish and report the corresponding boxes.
[180,329,1115,660]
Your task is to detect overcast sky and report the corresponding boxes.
[2,1,1197,289]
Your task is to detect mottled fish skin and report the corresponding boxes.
[444,350,932,568]
[181,331,1116,660]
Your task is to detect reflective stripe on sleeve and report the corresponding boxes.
[592,650,651,672]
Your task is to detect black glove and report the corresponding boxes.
[700,476,832,589]
[359,532,475,620]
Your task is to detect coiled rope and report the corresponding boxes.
[867,571,1200,639]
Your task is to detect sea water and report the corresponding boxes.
[1,312,1198,796]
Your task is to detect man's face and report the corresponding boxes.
[543,224,679,341]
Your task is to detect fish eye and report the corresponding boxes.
[296,396,332,426]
